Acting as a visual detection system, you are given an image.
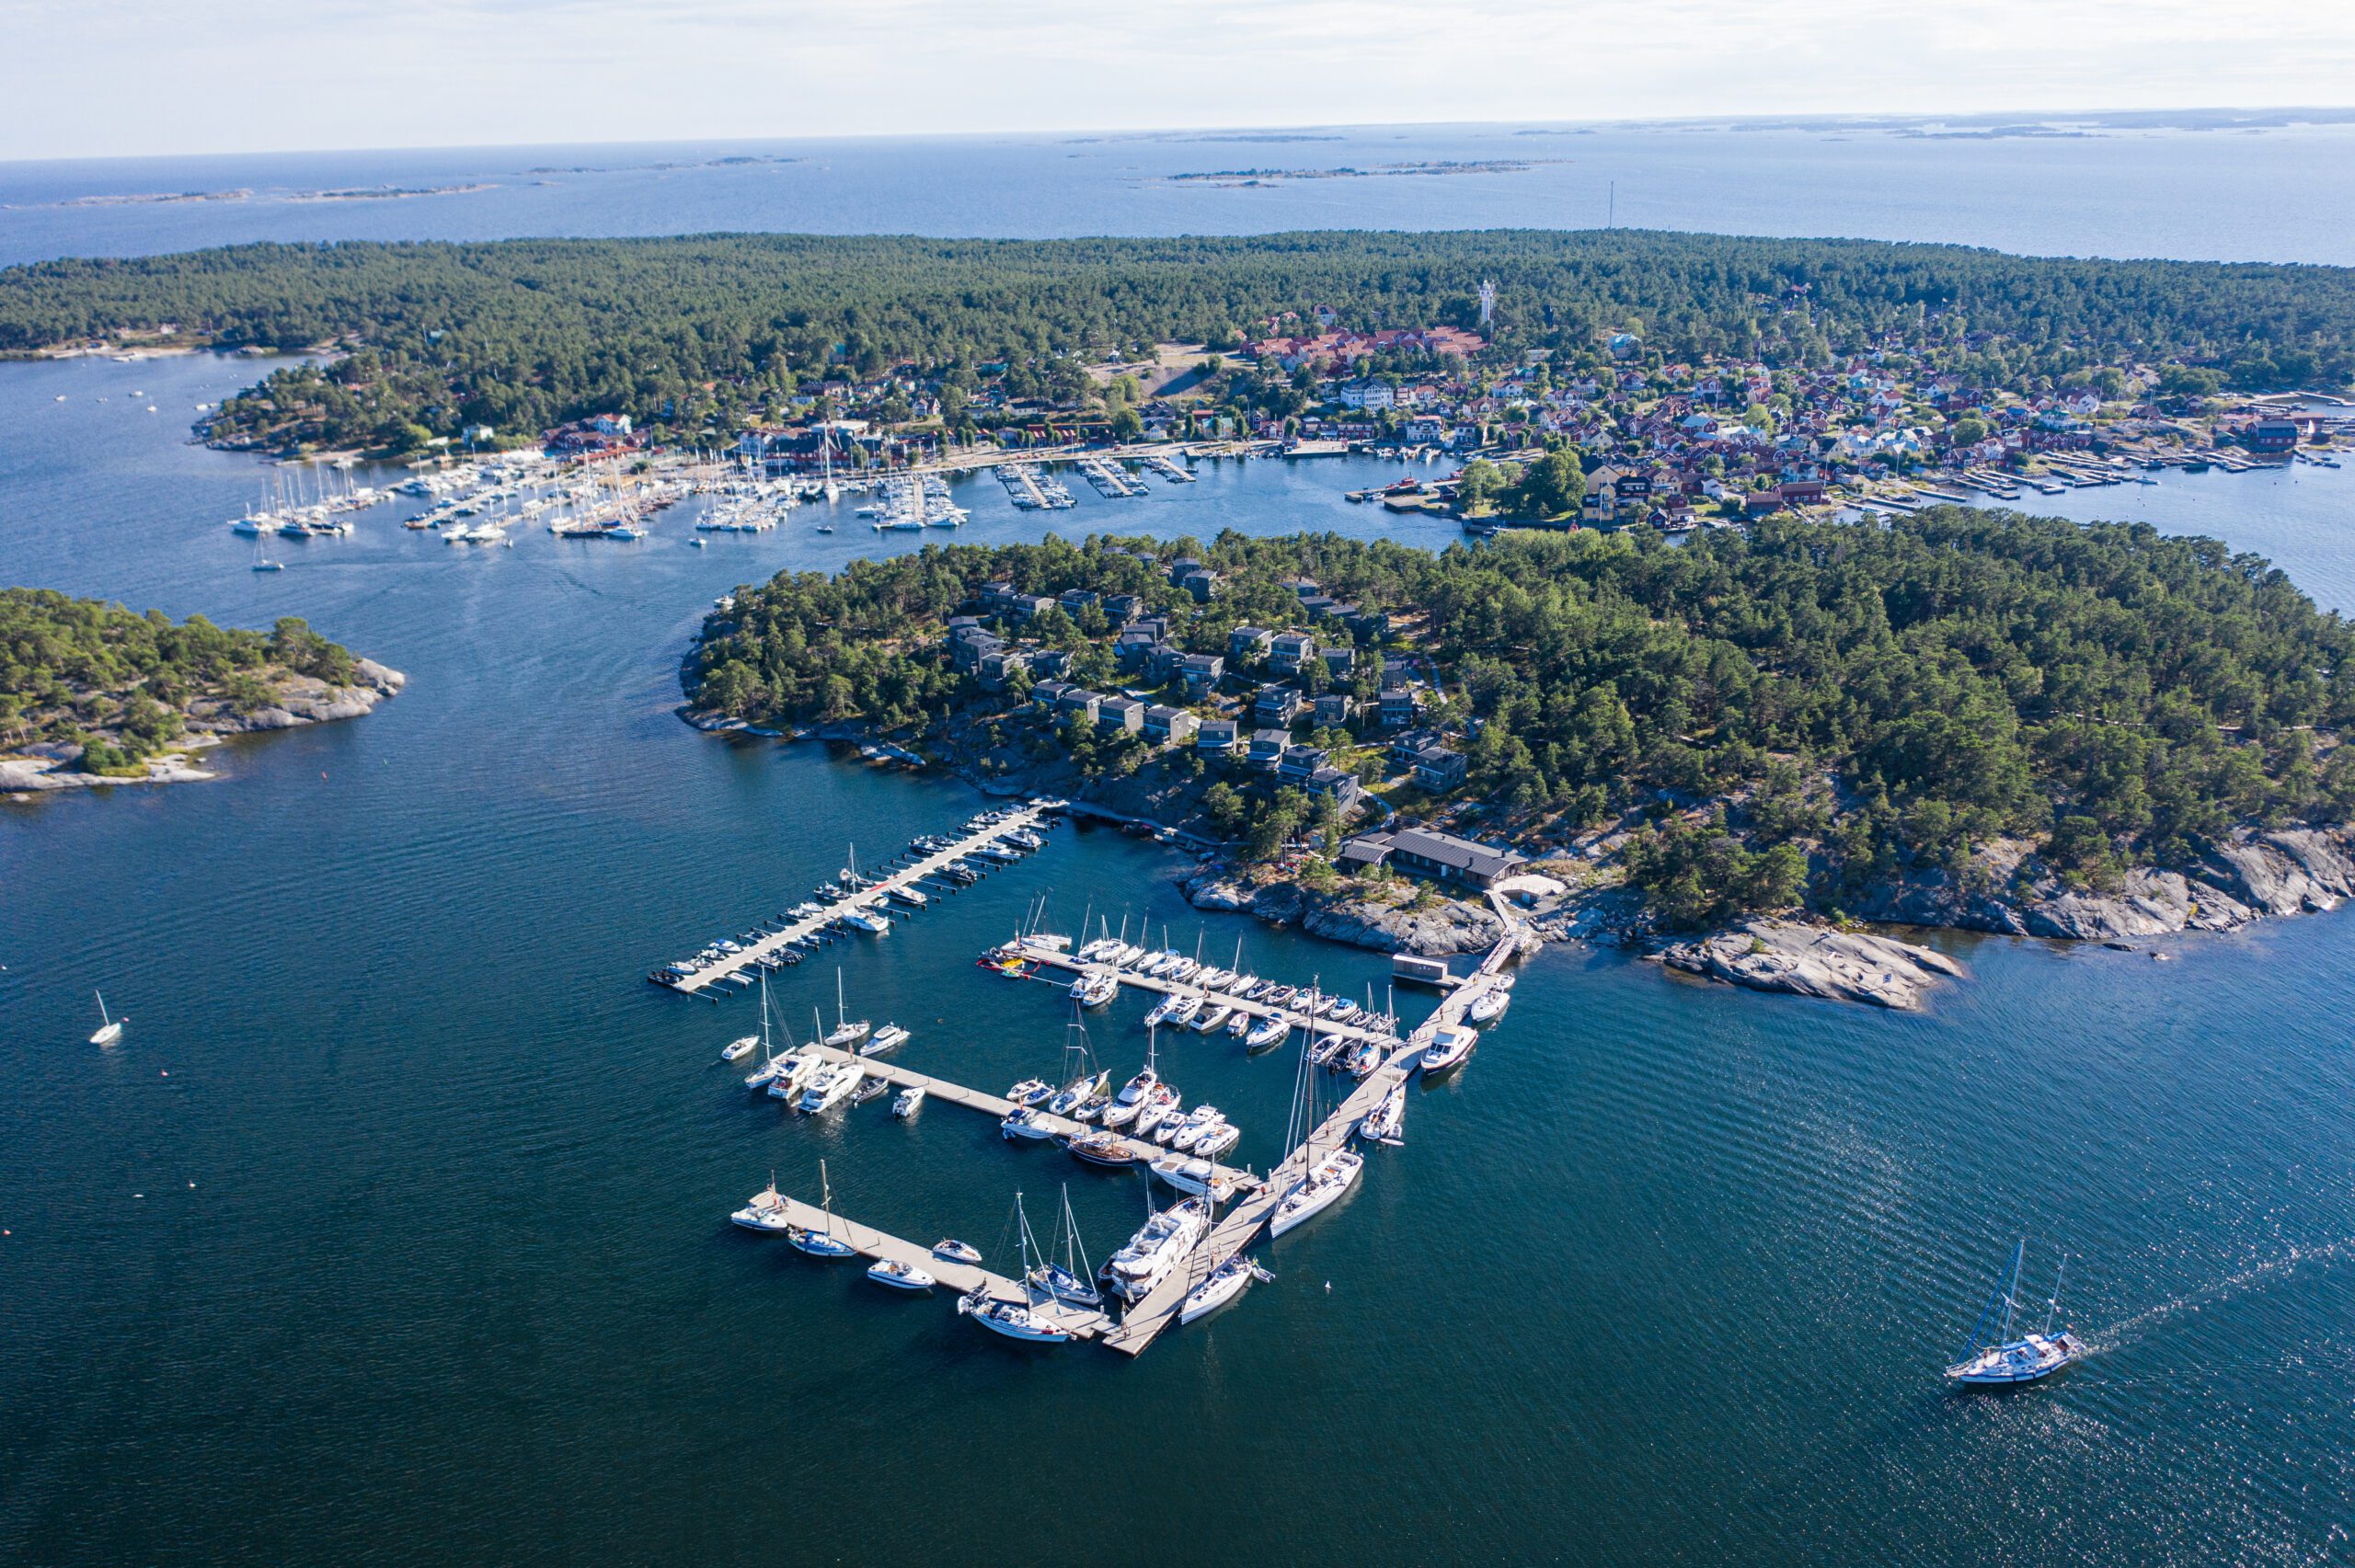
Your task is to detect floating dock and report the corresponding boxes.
[666,803,1051,994]
[757,1192,1109,1339]
[1099,930,1522,1356]
[799,1043,1260,1191]
[1014,942,1407,1054]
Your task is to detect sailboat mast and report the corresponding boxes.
[2045,1253,2067,1334]
[1999,1239,2025,1342]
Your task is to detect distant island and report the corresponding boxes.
[684,516,2355,1004]
[1162,161,1548,185]
[0,589,402,794]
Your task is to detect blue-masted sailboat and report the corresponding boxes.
[1945,1240,2084,1386]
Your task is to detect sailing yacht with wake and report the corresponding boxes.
[1945,1242,2085,1385]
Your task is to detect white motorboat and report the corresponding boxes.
[841,907,890,935]
[1419,1026,1477,1076]
[1171,1109,1230,1155]
[1269,1148,1363,1238]
[1226,973,1261,997]
[867,1259,936,1290]
[933,1238,983,1265]
[796,1059,864,1113]
[720,1035,758,1063]
[1046,1070,1109,1118]
[1005,1077,1052,1105]
[1197,967,1234,990]
[1467,988,1511,1024]
[1074,970,1120,1008]
[729,1177,794,1233]
[1192,1003,1232,1034]
[1104,1196,1210,1302]
[1163,992,1202,1027]
[1113,944,1147,967]
[1001,1106,1057,1139]
[1193,1122,1241,1160]
[1150,1157,1246,1203]
[1945,1242,2085,1386]
[1225,1009,1251,1038]
[1179,1253,1269,1325]
[1245,1015,1292,1051]
[1142,992,1183,1027]
[861,1023,911,1057]
[1359,1082,1405,1144]
[1132,1083,1182,1137]
[887,886,927,909]
[891,1084,925,1117]
[87,990,125,1047]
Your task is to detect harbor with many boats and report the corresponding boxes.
[659,792,1527,1355]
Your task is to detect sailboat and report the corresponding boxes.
[958,1195,1078,1343]
[1269,1024,1363,1239]
[88,990,125,1047]
[1945,1242,2085,1385]
[1180,1252,1273,1325]
[250,535,284,572]
[823,969,871,1048]
[1101,1026,1173,1131]
[787,1161,858,1258]
[1027,1184,1103,1308]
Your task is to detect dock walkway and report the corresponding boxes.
[762,1194,1109,1339]
[672,804,1049,994]
[1099,929,1521,1356]
[1014,941,1406,1054]
[802,1044,1259,1190]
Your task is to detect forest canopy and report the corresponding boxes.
[0,589,355,773]
[690,511,2355,921]
[5,229,2351,450]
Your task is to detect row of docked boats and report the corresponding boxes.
[650,806,1053,988]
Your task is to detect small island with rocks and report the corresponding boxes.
[683,514,2355,1009]
[1,589,402,795]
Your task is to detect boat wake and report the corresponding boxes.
[2079,1239,2353,1356]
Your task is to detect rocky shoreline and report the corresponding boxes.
[681,706,2355,1011]
[3,658,405,795]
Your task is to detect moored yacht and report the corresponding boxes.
[787,1160,858,1257]
[729,1177,794,1233]
[796,1059,864,1113]
[867,1259,936,1290]
[1179,1253,1269,1325]
[1103,1196,1211,1302]
[1001,1105,1058,1139]
[88,990,125,1047]
[1245,1014,1292,1052]
[1066,1129,1141,1168]
[1005,1077,1052,1105]
[1467,987,1511,1024]
[1359,1082,1405,1143]
[1150,1156,1246,1203]
[1419,1026,1477,1077]
[860,1023,911,1057]
[890,1083,926,1117]
[1269,1147,1363,1238]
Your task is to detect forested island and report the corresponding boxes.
[0,589,403,792]
[687,514,2355,991]
[3,229,2351,454]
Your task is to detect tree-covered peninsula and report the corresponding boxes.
[4,230,2351,452]
[689,512,2355,945]
[0,589,402,788]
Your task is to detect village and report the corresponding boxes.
[520,301,2351,537]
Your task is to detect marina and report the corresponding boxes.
[654,801,1057,994]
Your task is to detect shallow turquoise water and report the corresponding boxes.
[6,353,2355,1563]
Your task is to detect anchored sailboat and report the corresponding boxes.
[88,990,124,1047]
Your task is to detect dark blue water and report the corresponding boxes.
[7,120,2355,267]
[6,352,2355,1564]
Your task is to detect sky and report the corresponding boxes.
[7,0,2355,162]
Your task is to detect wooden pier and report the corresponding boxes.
[757,1192,1109,1339]
[1099,929,1522,1356]
[668,803,1051,994]
[799,1043,1260,1191]
[1012,940,1407,1055]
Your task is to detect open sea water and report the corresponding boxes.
[6,348,2355,1563]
